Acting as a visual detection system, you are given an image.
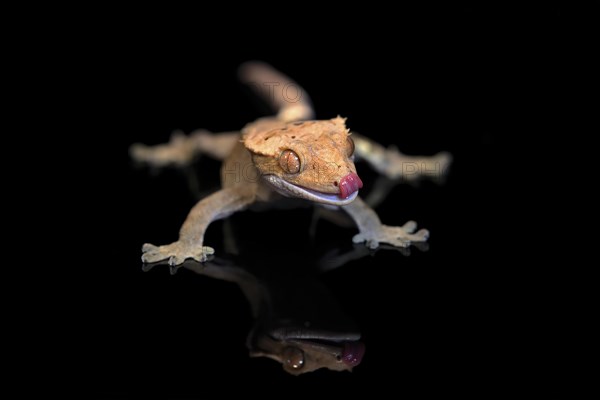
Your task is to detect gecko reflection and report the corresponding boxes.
[144,253,367,375]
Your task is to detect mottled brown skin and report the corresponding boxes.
[132,62,449,266]
[243,117,356,194]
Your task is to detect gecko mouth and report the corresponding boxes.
[284,338,366,367]
[263,175,358,206]
[270,328,365,367]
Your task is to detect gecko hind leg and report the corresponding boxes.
[130,130,240,167]
[352,133,452,182]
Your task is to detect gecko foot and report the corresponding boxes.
[141,241,215,265]
[352,220,429,249]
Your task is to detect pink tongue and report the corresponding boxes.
[341,341,365,366]
[339,173,363,199]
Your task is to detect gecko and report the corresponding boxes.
[131,61,451,265]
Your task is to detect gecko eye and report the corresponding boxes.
[279,150,301,174]
[347,137,355,157]
[282,346,305,370]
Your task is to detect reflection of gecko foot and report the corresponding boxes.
[352,220,429,249]
[141,258,209,275]
[141,242,215,265]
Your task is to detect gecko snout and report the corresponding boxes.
[339,173,363,199]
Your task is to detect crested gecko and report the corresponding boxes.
[131,62,451,265]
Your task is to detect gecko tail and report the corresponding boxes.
[238,61,315,122]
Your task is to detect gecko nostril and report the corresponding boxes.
[333,181,338,186]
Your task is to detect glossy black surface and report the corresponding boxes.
[80,6,557,397]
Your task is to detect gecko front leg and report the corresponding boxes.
[142,185,256,265]
[342,196,429,249]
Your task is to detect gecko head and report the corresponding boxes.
[243,116,362,206]
[249,331,365,375]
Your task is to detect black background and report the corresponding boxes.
[74,5,561,398]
